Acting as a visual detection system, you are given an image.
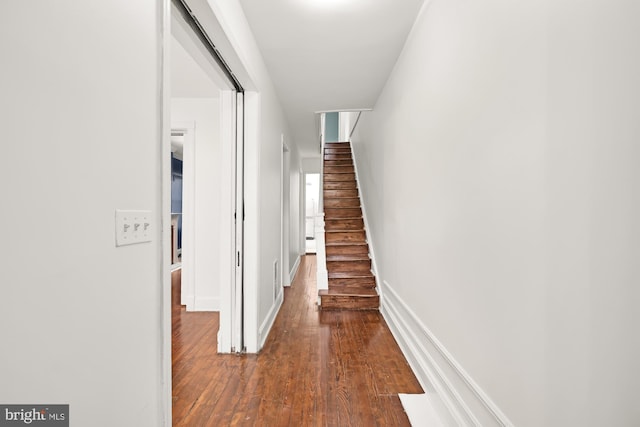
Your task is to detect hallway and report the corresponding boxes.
[172,255,423,426]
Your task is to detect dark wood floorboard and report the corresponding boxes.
[172,255,423,426]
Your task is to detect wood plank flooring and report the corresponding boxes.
[172,255,423,426]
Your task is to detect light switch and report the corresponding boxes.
[115,210,153,246]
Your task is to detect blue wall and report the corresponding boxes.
[325,112,339,142]
[171,155,183,249]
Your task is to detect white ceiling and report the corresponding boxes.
[239,0,425,156]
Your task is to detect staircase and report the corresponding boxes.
[319,142,379,310]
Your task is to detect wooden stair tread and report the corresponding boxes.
[324,231,366,235]
[325,241,368,246]
[328,271,374,279]
[328,277,376,287]
[320,288,377,296]
[324,196,360,200]
[328,284,377,292]
[324,241,368,245]
[326,254,370,261]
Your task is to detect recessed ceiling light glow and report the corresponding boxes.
[304,0,356,11]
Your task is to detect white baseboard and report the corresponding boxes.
[183,293,194,310]
[288,255,301,285]
[399,393,445,427]
[193,296,220,312]
[380,280,514,427]
[258,288,284,349]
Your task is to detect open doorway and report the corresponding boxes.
[167,0,245,356]
[305,173,320,253]
[281,139,291,288]
[170,134,184,270]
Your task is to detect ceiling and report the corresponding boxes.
[238,0,425,156]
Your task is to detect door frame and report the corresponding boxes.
[170,122,195,309]
[161,0,257,422]
[280,137,291,287]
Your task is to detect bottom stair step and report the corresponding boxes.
[319,289,379,310]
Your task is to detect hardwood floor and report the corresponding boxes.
[172,256,423,426]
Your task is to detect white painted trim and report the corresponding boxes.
[299,168,305,256]
[160,0,172,424]
[349,141,380,296]
[289,255,301,285]
[380,280,515,427]
[280,138,291,288]
[315,118,328,304]
[243,91,261,353]
[315,215,328,299]
[218,90,236,353]
[194,296,221,311]
[258,287,284,349]
[399,394,445,427]
[170,2,235,91]
[314,108,373,114]
[171,121,196,311]
[233,92,245,352]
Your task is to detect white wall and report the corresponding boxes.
[0,1,165,426]
[339,111,360,142]
[172,97,221,311]
[302,157,321,174]
[352,0,640,425]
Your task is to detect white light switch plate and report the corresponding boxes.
[115,210,153,246]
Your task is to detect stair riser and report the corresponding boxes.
[324,181,357,190]
[324,173,356,182]
[324,160,353,167]
[324,219,364,230]
[327,261,372,272]
[324,208,362,218]
[326,255,369,262]
[325,245,369,256]
[324,154,352,161]
[326,231,366,243]
[324,198,360,208]
[320,295,379,310]
[328,277,376,288]
[324,166,355,174]
[324,189,358,198]
[324,148,352,155]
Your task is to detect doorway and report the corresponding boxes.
[170,136,183,270]
[167,0,245,354]
[305,173,320,253]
